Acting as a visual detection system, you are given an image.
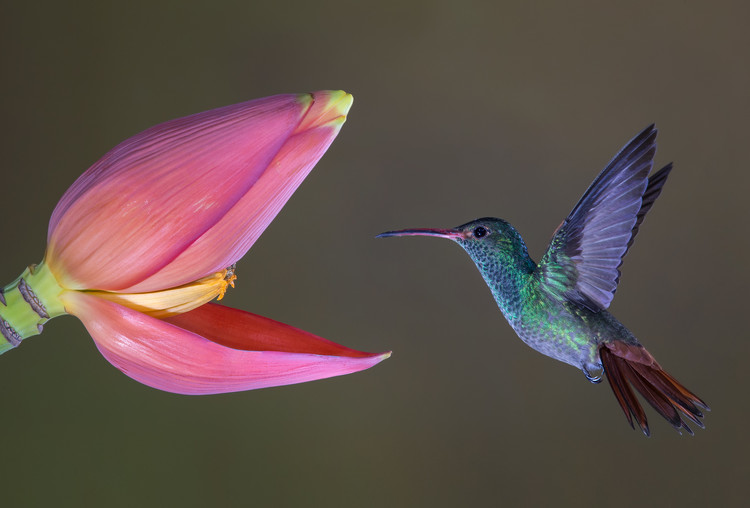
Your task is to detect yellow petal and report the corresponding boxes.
[86,267,236,318]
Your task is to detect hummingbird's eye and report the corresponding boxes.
[473,226,489,238]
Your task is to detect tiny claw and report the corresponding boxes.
[582,364,603,384]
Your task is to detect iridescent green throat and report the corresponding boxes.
[456,233,536,321]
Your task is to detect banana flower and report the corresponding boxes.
[0,91,389,394]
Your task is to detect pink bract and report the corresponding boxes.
[63,293,388,395]
[48,91,351,292]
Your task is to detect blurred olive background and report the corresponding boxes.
[1,1,748,506]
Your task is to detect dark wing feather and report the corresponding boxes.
[538,125,671,311]
[625,163,672,255]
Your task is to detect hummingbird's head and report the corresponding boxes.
[378,217,517,244]
[378,217,533,271]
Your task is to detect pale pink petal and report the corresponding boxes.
[129,94,351,292]
[61,292,389,395]
[48,92,347,291]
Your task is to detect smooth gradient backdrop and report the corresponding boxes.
[1,1,747,506]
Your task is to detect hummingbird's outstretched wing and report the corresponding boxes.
[538,125,672,312]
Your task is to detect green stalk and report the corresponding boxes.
[0,261,67,353]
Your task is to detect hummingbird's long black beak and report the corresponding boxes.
[376,228,463,239]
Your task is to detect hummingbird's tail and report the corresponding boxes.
[599,341,709,436]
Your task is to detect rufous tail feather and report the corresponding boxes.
[599,341,709,436]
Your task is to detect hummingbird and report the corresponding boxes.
[378,125,708,436]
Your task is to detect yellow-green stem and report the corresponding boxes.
[0,260,67,353]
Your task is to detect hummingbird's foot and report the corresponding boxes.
[582,364,603,383]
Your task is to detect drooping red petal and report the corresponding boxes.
[62,291,389,395]
[164,303,378,357]
[48,91,351,293]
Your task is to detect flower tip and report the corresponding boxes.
[297,90,353,132]
[351,349,391,374]
[314,89,353,116]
